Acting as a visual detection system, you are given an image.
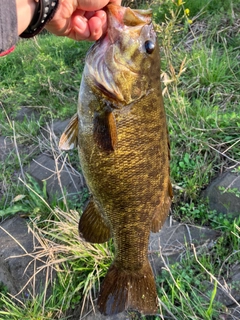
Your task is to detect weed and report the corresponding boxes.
[0,173,51,221]
[0,282,63,320]
[155,258,224,319]
[0,35,91,122]
[219,186,240,198]
[28,208,114,316]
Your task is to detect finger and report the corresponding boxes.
[71,11,91,40]
[88,16,105,41]
[92,10,107,30]
[76,1,109,11]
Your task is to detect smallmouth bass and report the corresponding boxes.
[59,4,172,316]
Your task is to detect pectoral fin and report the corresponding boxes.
[93,110,117,152]
[79,197,111,243]
[59,113,78,151]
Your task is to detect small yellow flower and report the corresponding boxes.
[187,19,193,24]
[184,8,190,16]
[178,0,185,6]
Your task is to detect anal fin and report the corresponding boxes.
[79,198,111,243]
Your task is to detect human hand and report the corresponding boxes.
[46,0,121,41]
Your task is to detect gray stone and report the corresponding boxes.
[202,172,240,217]
[202,263,240,307]
[52,119,71,136]
[14,106,40,122]
[24,119,86,204]
[0,256,18,295]
[40,118,71,140]
[0,136,14,162]
[80,308,129,320]
[69,302,143,320]
[26,153,85,203]
[86,311,129,320]
[0,136,38,170]
[0,216,53,298]
[149,217,220,274]
[228,306,240,319]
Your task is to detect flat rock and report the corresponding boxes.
[228,306,240,319]
[0,136,14,162]
[203,263,240,307]
[52,119,71,137]
[14,106,40,122]
[0,216,53,298]
[70,302,145,320]
[40,118,71,140]
[0,256,18,295]
[84,311,129,320]
[26,153,85,203]
[79,308,129,320]
[149,217,220,274]
[202,172,240,217]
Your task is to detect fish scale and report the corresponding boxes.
[59,3,172,316]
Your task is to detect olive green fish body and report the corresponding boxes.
[78,80,170,243]
[59,4,172,316]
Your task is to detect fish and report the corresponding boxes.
[59,3,172,316]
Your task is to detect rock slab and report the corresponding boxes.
[149,217,220,274]
[26,153,85,203]
[202,172,240,217]
[0,216,53,298]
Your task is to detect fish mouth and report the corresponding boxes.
[85,5,154,105]
[106,4,152,26]
[106,4,152,43]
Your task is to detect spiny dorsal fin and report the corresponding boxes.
[93,110,117,152]
[79,198,111,243]
[59,113,78,151]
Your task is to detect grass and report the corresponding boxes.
[0,36,91,128]
[0,0,240,318]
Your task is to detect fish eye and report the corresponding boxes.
[145,40,155,54]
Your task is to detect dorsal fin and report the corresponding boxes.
[59,113,78,151]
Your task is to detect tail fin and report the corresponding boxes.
[97,261,158,315]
